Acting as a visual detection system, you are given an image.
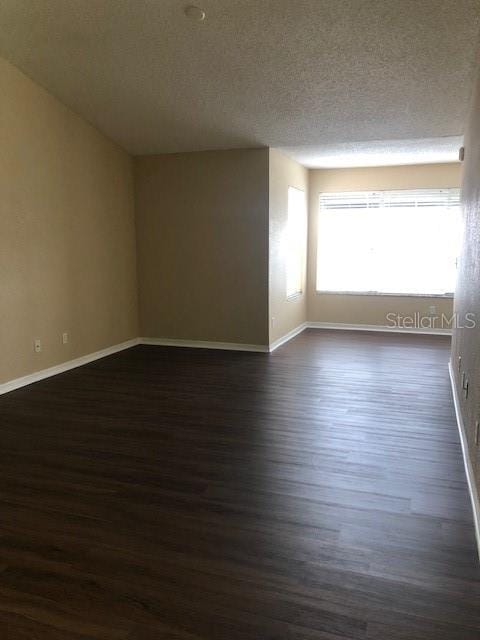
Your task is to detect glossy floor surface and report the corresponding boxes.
[0,330,479,639]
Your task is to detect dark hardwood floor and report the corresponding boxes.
[0,329,479,639]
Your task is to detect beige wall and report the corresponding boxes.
[307,163,462,326]
[0,57,138,384]
[269,149,308,344]
[451,71,480,493]
[135,149,269,346]
[0,52,467,384]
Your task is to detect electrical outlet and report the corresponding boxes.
[476,421,480,446]
[62,332,69,345]
[34,339,42,353]
[271,317,276,328]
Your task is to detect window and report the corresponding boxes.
[316,189,461,296]
[286,186,307,298]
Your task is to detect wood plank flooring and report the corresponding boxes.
[0,329,479,639]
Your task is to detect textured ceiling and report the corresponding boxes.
[0,0,479,156]
[281,136,463,168]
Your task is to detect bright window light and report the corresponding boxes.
[316,189,461,296]
[286,186,307,298]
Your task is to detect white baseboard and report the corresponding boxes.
[0,325,453,396]
[140,337,269,353]
[261,319,452,355]
[264,320,451,354]
[306,321,452,336]
[269,322,308,352]
[448,361,480,560]
[0,338,140,396]
[142,324,307,355]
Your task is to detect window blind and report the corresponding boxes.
[316,188,461,296]
[319,189,461,210]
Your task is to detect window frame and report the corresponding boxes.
[286,185,307,301]
[315,188,461,298]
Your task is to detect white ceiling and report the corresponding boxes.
[0,1,479,159]
[281,136,463,168]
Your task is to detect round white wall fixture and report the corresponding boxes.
[184,6,206,22]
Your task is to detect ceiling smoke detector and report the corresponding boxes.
[184,5,206,22]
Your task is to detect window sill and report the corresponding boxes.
[315,290,454,299]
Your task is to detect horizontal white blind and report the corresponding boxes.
[317,188,461,296]
[319,189,461,210]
